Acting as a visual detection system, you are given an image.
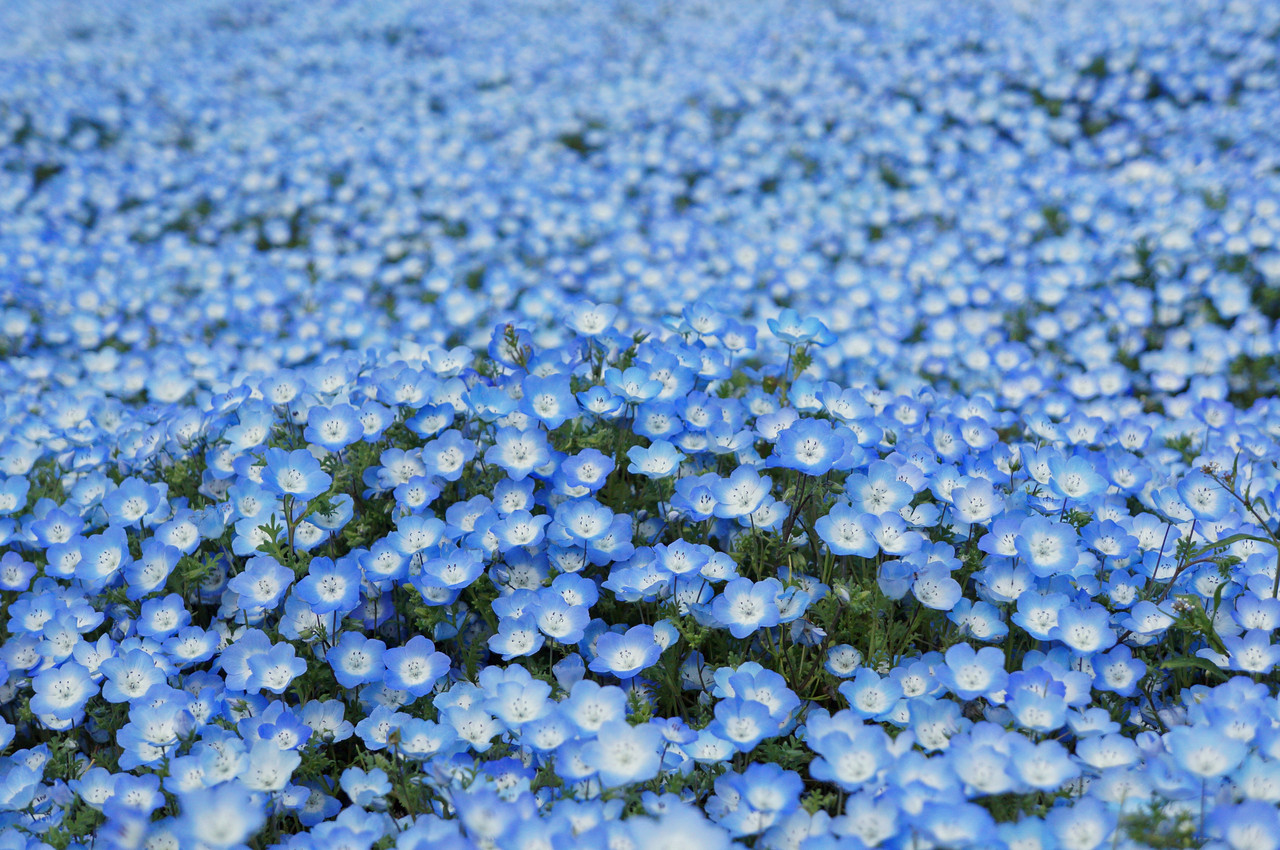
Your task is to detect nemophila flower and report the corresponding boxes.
[1119,599,1175,637]
[709,762,804,837]
[29,661,96,722]
[706,697,776,753]
[808,719,892,791]
[1165,724,1246,778]
[339,766,392,810]
[388,513,446,556]
[175,782,266,850]
[1091,644,1146,695]
[260,447,331,501]
[485,426,551,480]
[950,478,1004,526]
[76,526,131,589]
[0,475,29,516]
[162,626,219,668]
[382,635,451,697]
[1014,515,1079,576]
[418,429,474,482]
[326,632,386,689]
[872,513,923,557]
[702,473,769,530]
[1050,603,1117,655]
[533,595,591,644]
[558,449,614,494]
[1177,470,1230,521]
[489,614,545,660]
[102,477,166,529]
[815,503,881,557]
[492,476,536,515]
[936,643,1008,701]
[294,554,361,615]
[590,624,663,679]
[948,598,1008,642]
[839,669,904,720]
[241,738,302,792]
[521,373,580,429]
[845,464,914,516]
[550,498,614,546]
[767,308,835,346]
[1207,800,1280,850]
[911,565,962,611]
[135,593,190,640]
[485,677,553,730]
[1009,737,1080,790]
[1046,454,1108,502]
[767,419,847,476]
[604,366,663,404]
[576,385,625,420]
[303,403,363,451]
[1004,670,1068,733]
[564,299,619,337]
[227,556,293,611]
[1218,629,1280,674]
[100,648,167,704]
[626,439,684,479]
[246,642,307,694]
[825,644,864,677]
[710,578,783,639]
[491,509,552,553]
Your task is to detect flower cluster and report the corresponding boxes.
[3,2,1280,850]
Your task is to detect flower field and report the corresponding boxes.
[5,1,1280,848]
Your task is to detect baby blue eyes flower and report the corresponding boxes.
[564,300,620,337]
[246,642,307,695]
[1176,470,1230,521]
[768,418,848,476]
[488,615,545,660]
[626,440,684,479]
[709,578,783,639]
[1050,603,1117,655]
[382,635,451,696]
[589,625,663,679]
[711,466,772,519]
[326,633,386,689]
[1164,724,1247,779]
[766,309,835,347]
[485,427,551,480]
[824,644,864,678]
[29,661,97,722]
[303,403,364,451]
[936,643,1008,701]
[604,366,663,404]
[815,503,881,558]
[260,448,332,502]
[1014,515,1079,577]
[228,556,293,610]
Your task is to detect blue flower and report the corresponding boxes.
[766,309,835,347]
[260,447,332,501]
[325,632,386,689]
[246,642,307,695]
[29,661,97,722]
[383,635,451,697]
[589,624,663,679]
[626,439,684,479]
[936,643,1008,701]
[767,419,848,476]
[485,426,552,480]
[304,403,364,451]
[709,578,783,639]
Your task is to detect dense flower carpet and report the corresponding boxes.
[4,0,1280,848]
